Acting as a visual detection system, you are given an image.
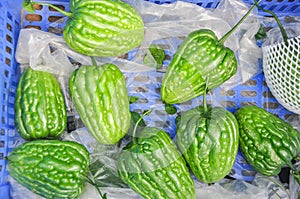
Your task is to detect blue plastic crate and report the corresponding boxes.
[1,0,300,198]
[0,1,22,198]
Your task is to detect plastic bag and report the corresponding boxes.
[16,0,261,85]
[82,170,290,199]
[15,0,262,175]
[262,23,300,47]
[9,126,292,199]
[289,161,300,199]
[62,128,129,189]
[124,0,262,87]
[15,0,262,116]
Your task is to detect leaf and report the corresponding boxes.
[292,170,300,186]
[22,0,36,13]
[89,159,128,188]
[175,114,181,128]
[144,44,165,69]
[165,104,177,115]
[84,175,109,199]
[128,96,139,104]
[130,111,146,127]
[255,24,267,40]
[103,193,108,199]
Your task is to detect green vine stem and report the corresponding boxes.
[23,0,72,17]
[85,174,108,199]
[132,110,152,144]
[253,0,289,45]
[91,56,97,66]
[202,82,209,115]
[271,187,283,199]
[287,161,300,186]
[201,79,210,133]
[259,176,290,199]
[218,0,262,45]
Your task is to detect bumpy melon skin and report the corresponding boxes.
[15,68,67,140]
[69,64,131,145]
[176,106,239,183]
[65,0,144,57]
[7,140,90,199]
[236,105,300,176]
[117,127,196,199]
[161,29,237,104]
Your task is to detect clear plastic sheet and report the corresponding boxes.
[15,0,261,88]
[262,23,300,47]
[9,129,291,199]
[14,0,263,135]
[289,162,300,199]
[14,0,263,133]
[8,172,291,199]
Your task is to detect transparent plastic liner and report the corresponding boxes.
[16,0,262,82]
[9,128,292,199]
[15,0,262,132]
[289,162,300,199]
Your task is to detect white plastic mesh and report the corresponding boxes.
[263,36,300,114]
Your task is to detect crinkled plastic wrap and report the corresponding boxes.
[16,0,261,81]
[10,0,271,198]
[9,129,291,199]
[262,23,300,47]
[289,162,300,199]
[17,0,262,132]
[15,0,262,114]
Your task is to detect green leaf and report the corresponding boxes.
[255,24,267,40]
[22,0,36,13]
[142,110,152,116]
[165,104,177,115]
[84,175,109,199]
[175,114,181,128]
[292,170,300,186]
[130,111,146,127]
[144,44,165,69]
[103,193,108,199]
[89,159,128,188]
[128,96,139,104]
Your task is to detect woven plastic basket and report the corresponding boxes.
[1,0,300,198]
